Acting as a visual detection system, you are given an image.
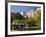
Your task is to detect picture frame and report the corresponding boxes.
[5,1,45,37]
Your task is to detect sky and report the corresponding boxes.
[10,5,41,13]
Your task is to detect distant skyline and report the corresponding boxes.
[10,5,41,13]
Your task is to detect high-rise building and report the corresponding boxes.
[23,10,35,18]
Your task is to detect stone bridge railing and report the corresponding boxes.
[11,23,40,31]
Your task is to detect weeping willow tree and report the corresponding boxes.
[32,9,41,30]
[34,9,41,26]
[28,9,41,28]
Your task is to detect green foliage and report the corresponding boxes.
[11,10,41,30]
[11,12,25,23]
[15,20,25,23]
[26,10,41,27]
[26,17,38,27]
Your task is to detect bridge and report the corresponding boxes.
[11,23,40,31]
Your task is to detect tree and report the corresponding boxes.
[11,12,25,23]
[28,17,38,27]
[27,10,41,27]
